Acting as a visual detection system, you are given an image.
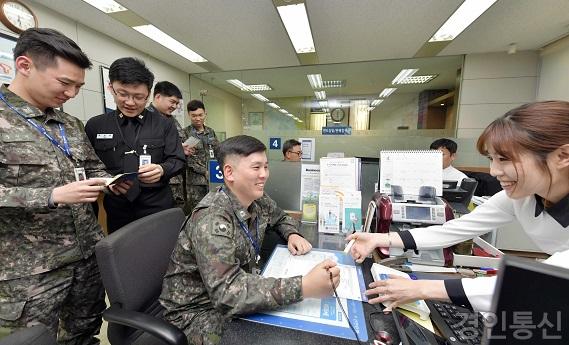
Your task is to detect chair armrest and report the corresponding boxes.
[103,306,188,345]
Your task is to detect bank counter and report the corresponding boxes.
[220,222,400,345]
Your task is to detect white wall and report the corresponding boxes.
[453,51,539,167]
[1,1,192,127]
[188,76,242,139]
[537,35,569,101]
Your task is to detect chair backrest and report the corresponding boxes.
[95,208,185,312]
[459,178,478,206]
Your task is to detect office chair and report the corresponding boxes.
[0,325,56,345]
[95,208,188,345]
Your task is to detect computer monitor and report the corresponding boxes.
[485,255,569,344]
[263,160,302,211]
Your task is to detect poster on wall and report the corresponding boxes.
[100,66,116,113]
[0,33,17,84]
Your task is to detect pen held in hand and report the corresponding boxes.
[344,238,356,253]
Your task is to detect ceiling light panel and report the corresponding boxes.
[251,93,269,102]
[429,0,497,42]
[307,74,323,89]
[277,3,315,53]
[227,79,251,91]
[318,100,328,108]
[379,88,397,98]
[279,109,288,114]
[397,75,438,84]
[267,103,280,109]
[81,0,127,13]
[133,25,207,62]
[392,69,419,84]
[314,91,326,100]
[247,84,272,91]
[370,99,384,106]
[322,80,345,88]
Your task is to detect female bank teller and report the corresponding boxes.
[347,100,569,311]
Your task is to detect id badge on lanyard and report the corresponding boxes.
[73,167,86,181]
[139,144,151,166]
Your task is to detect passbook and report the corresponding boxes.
[104,172,138,186]
[183,136,200,148]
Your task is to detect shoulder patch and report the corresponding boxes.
[212,221,232,237]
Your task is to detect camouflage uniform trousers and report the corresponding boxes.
[0,254,105,344]
[184,184,209,215]
[170,174,187,210]
[178,309,226,345]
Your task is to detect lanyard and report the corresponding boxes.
[221,187,261,263]
[114,112,141,155]
[237,217,260,261]
[0,92,72,159]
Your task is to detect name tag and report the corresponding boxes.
[96,133,113,139]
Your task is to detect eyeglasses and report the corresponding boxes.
[111,85,149,103]
[288,150,303,156]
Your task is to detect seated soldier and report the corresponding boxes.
[160,135,340,345]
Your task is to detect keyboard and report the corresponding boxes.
[426,300,486,345]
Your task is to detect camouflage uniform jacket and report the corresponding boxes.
[147,104,187,201]
[0,85,109,281]
[159,185,303,329]
[183,125,218,186]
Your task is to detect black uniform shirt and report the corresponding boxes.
[85,108,186,187]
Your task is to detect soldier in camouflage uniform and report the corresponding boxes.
[160,135,340,345]
[147,81,188,210]
[0,28,130,344]
[183,100,219,214]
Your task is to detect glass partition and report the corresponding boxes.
[191,55,464,163]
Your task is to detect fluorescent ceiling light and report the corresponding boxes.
[277,3,315,53]
[370,99,384,106]
[287,113,294,117]
[279,109,288,114]
[298,120,303,123]
[379,88,397,98]
[314,91,326,100]
[367,107,376,111]
[429,0,497,42]
[322,80,345,88]
[251,93,269,102]
[248,84,272,91]
[392,69,419,84]
[81,0,127,13]
[307,74,323,89]
[398,75,438,84]
[133,25,207,62]
[267,103,280,109]
[318,100,328,108]
[227,79,251,92]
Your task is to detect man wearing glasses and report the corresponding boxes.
[85,57,185,233]
[282,139,303,162]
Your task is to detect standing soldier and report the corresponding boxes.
[147,81,188,210]
[183,100,219,214]
[0,28,129,343]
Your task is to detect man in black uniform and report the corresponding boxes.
[85,57,185,233]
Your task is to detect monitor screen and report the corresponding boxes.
[405,206,431,220]
[485,256,569,344]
